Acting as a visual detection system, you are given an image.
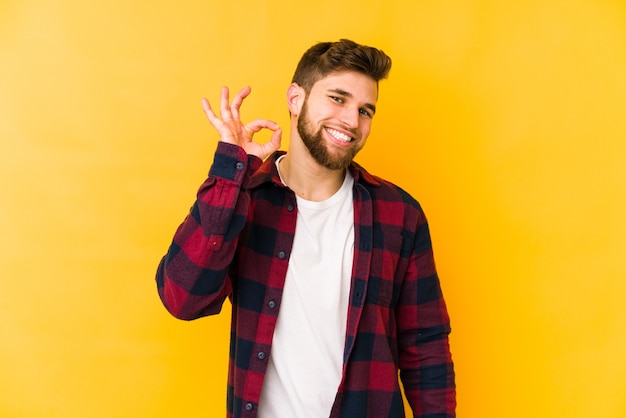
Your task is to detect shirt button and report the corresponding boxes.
[257,351,266,360]
[235,162,245,171]
[277,251,286,259]
[287,204,294,212]
[245,403,253,411]
[268,300,276,309]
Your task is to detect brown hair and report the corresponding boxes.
[291,39,392,93]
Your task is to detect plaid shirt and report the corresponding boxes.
[157,142,455,417]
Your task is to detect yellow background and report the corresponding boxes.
[2,0,625,416]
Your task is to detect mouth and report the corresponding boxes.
[325,127,355,144]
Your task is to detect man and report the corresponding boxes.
[156,39,455,418]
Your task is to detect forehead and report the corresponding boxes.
[311,71,379,102]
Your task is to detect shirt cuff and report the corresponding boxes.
[208,142,249,182]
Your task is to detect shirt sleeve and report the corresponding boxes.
[156,142,261,320]
[397,213,456,417]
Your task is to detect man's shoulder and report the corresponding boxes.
[246,150,286,189]
[351,163,422,210]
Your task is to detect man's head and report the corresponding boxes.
[291,39,392,95]
[287,40,392,170]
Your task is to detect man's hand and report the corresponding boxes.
[202,86,282,160]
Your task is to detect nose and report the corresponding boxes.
[340,106,359,129]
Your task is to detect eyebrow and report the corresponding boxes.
[328,88,377,115]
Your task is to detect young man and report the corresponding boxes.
[156,39,455,418]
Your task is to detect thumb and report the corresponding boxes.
[267,128,282,154]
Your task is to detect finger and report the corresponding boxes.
[231,86,252,122]
[255,128,282,160]
[220,86,232,120]
[244,118,281,134]
[267,128,282,153]
[201,98,221,128]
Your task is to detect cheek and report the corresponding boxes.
[360,121,372,139]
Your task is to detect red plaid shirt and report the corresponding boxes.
[157,142,455,417]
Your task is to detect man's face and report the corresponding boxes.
[296,71,378,170]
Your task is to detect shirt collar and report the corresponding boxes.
[247,151,382,190]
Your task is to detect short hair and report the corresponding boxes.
[291,39,392,93]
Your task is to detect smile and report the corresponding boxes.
[325,127,353,143]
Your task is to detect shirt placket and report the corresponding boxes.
[240,190,298,417]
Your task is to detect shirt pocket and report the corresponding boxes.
[365,229,404,307]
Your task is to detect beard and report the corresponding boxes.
[296,99,361,170]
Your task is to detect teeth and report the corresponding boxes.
[326,128,352,142]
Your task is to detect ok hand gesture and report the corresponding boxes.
[202,86,282,160]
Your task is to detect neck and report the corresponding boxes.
[278,150,346,202]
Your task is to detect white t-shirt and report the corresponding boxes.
[258,161,354,417]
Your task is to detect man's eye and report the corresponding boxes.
[359,108,372,117]
[330,96,343,103]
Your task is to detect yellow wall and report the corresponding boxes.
[2,0,625,416]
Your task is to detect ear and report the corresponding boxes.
[287,83,305,116]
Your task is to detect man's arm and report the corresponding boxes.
[156,143,260,319]
[156,87,282,320]
[397,215,456,417]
